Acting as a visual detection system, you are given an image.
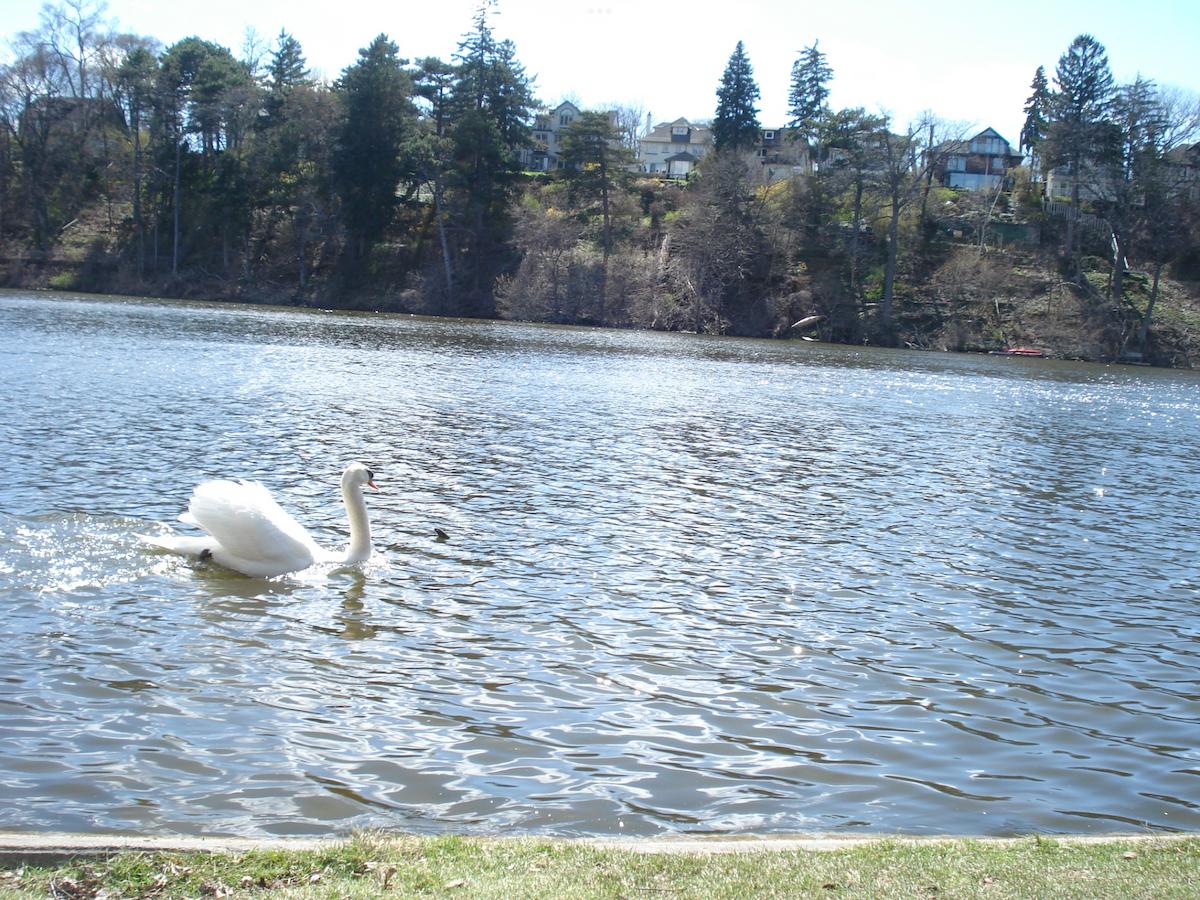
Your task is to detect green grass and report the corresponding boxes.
[2,834,1199,900]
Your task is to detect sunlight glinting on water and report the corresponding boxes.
[1,289,1199,838]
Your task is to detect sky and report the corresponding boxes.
[3,0,1198,149]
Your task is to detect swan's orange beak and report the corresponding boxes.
[368,478,378,491]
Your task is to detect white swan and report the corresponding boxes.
[139,463,377,577]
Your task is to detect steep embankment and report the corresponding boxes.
[4,204,1198,367]
[885,245,1200,367]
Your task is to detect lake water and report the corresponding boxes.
[1,288,1199,840]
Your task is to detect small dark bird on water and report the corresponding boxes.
[435,528,450,542]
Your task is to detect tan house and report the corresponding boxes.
[638,118,712,178]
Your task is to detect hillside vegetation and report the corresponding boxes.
[3,6,1197,364]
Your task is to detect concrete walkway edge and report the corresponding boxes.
[0,831,1191,866]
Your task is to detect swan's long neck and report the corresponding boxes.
[341,479,372,563]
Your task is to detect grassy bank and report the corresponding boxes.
[2,833,1198,900]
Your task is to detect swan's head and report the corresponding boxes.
[342,463,378,492]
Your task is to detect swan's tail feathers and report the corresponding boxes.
[135,532,216,557]
[187,479,314,550]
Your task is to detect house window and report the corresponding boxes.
[948,156,966,172]
[560,113,572,126]
[763,130,775,141]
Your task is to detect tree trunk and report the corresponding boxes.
[172,138,181,276]
[918,122,935,237]
[600,158,611,315]
[882,194,901,327]
[434,175,453,303]
[131,108,144,276]
[850,176,864,294]
[1111,228,1127,303]
[299,219,307,289]
[1138,259,1162,348]
[1065,177,1081,282]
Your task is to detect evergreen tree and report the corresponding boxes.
[114,45,159,271]
[557,109,635,259]
[411,56,458,297]
[819,106,887,292]
[1046,34,1115,164]
[157,37,255,273]
[332,33,415,257]
[413,56,456,137]
[1042,34,1116,272]
[268,31,309,95]
[447,1,536,309]
[1019,65,1050,163]
[158,37,252,159]
[712,41,761,153]
[787,41,832,146]
[1102,76,1170,303]
[264,30,310,124]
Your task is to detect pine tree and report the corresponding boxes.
[1047,34,1115,160]
[445,0,536,311]
[712,41,761,153]
[114,45,159,272]
[1103,76,1171,303]
[787,41,833,144]
[557,110,635,259]
[1019,65,1050,162]
[268,31,309,96]
[332,34,415,257]
[1042,34,1116,271]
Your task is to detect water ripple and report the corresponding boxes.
[1,290,1199,838]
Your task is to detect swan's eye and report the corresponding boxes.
[366,469,375,480]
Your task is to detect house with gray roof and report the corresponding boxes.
[638,118,712,178]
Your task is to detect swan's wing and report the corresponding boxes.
[185,479,322,572]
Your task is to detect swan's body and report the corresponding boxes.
[139,463,376,577]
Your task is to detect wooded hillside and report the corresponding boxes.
[3,4,1198,365]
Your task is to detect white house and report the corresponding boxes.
[638,118,712,178]
[526,101,581,171]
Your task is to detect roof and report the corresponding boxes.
[934,127,1022,157]
[1166,142,1200,166]
[973,127,1011,144]
[643,117,712,144]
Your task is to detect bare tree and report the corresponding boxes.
[32,0,114,100]
[875,112,966,329]
[1126,86,1200,347]
[601,100,646,150]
